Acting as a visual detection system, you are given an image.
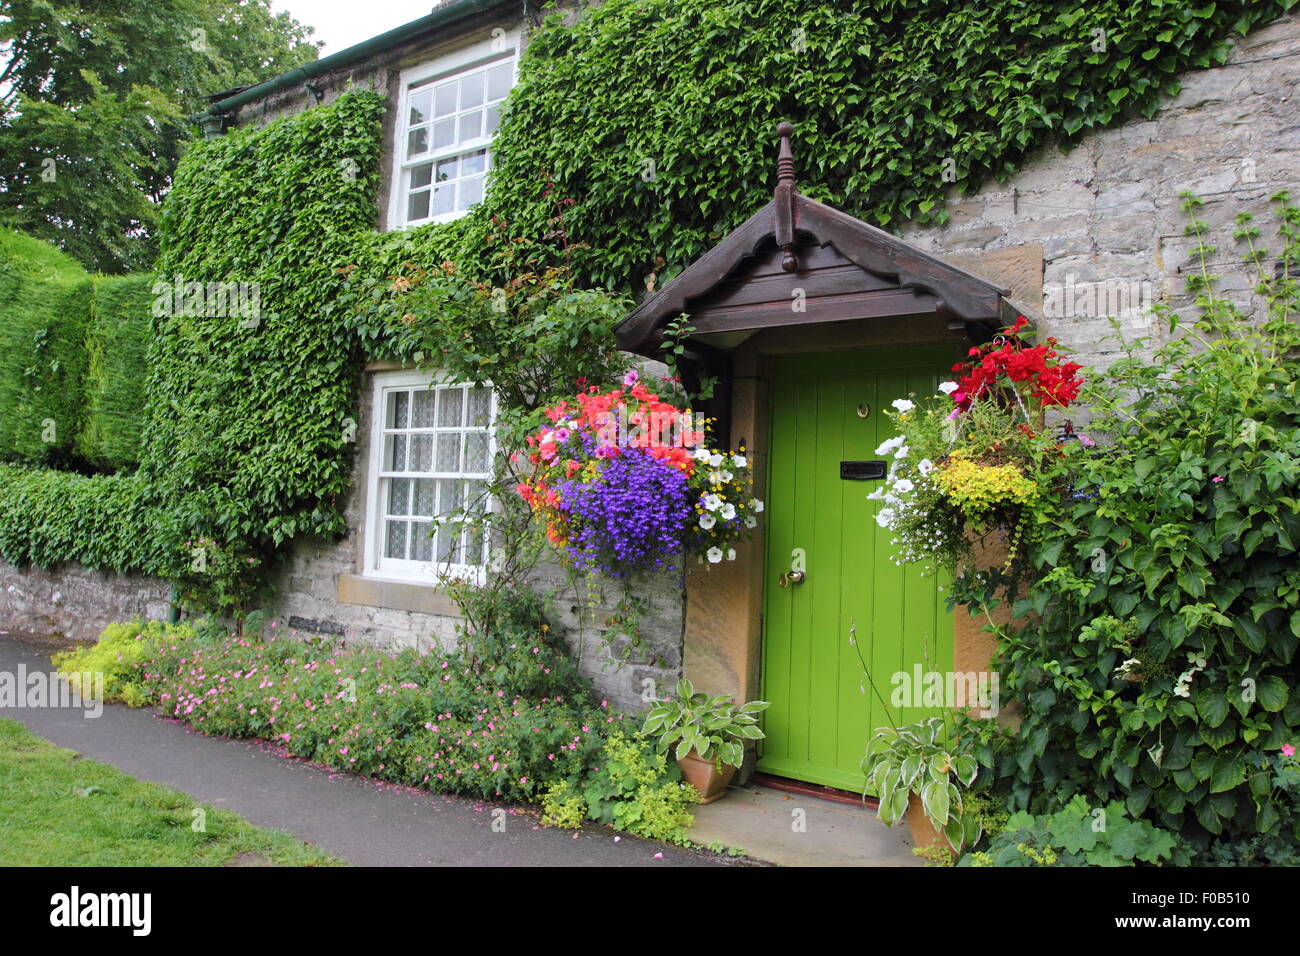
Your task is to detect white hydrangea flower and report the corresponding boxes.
[938,381,959,395]
[706,547,724,563]
[719,503,736,520]
[891,398,915,413]
[699,513,716,530]
[875,436,904,456]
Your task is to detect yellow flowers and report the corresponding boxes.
[931,451,1037,513]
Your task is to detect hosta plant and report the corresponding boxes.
[864,716,983,852]
[642,679,769,769]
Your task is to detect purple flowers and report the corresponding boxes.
[557,446,691,576]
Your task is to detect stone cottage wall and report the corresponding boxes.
[899,15,1300,369]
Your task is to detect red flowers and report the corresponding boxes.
[951,318,1083,412]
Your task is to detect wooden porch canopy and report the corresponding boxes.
[615,122,1022,359]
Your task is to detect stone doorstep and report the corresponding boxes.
[687,784,923,867]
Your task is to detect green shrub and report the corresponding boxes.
[959,795,1190,866]
[968,193,1300,851]
[52,619,190,707]
[542,730,698,844]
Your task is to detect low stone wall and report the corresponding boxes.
[0,560,170,641]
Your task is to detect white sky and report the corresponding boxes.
[272,0,441,56]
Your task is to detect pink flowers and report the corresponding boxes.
[1283,744,1296,757]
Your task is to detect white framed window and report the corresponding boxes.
[363,370,496,584]
[387,31,519,229]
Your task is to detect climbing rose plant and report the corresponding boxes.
[517,371,762,576]
[870,317,1086,573]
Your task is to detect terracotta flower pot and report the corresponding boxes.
[905,791,948,850]
[677,749,737,804]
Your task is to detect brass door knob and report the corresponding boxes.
[778,569,806,588]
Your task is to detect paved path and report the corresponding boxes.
[0,633,735,867]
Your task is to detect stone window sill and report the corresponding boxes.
[337,573,462,617]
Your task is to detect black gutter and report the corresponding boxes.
[192,0,517,135]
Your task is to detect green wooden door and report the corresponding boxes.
[759,347,956,792]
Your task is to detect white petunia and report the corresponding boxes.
[875,436,904,456]
[708,471,723,484]
[750,499,764,513]
[708,453,724,468]
[719,503,736,520]
[707,547,724,563]
[894,445,909,460]
[699,513,716,530]
[891,398,915,413]
[917,458,934,476]
[693,447,712,461]
[744,515,757,529]
[893,478,914,494]
[875,509,895,528]
[732,455,747,468]
[719,470,734,483]
[726,548,736,561]
[866,487,884,501]
[938,381,959,395]
[703,494,723,511]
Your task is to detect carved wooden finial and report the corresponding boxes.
[774,121,798,271]
[775,121,796,188]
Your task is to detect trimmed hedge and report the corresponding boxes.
[0,231,151,471]
[80,275,152,470]
[0,465,163,573]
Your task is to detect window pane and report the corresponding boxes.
[406,127,428,157]
[411,388,436,427]
[466,387,491,426]
[460,175,484,209]
[431,118,455,150]
[484,105,501,137]
[487,64,512,101]
[388,477,411,515]
[409,433,433,471]
[385,519,409,559]
[464,431,489,473]
[436,432,461,472]
[437,478,464,517]
[412,478,437,516]
[460,71,485,109]
[435,156,458,182]
[459,110,482,142]
[461,150,486,176]
[410,163,433,189]
[411,520,434,561]
[386,433,407,471]
[409,89,432,125]
[386,391,408,428]
[434,82,457,117]
[431,185,454,217]
[438,387,463,426]
[407,189,430,222]
[436,525,460,564]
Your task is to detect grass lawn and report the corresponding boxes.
[0,718,341,866]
